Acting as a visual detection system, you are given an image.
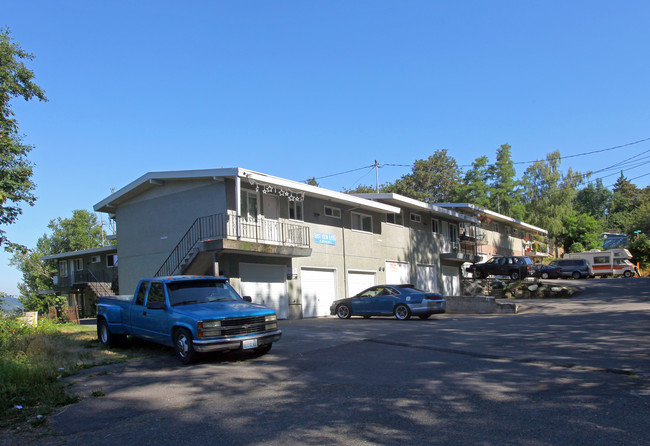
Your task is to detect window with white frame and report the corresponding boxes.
[241,190,258,222]
[289,200,304,221]
[386,212,403,226]
[410,213,422,224]
[351,212,372,233]
[91,255,101,263]
[106,254,118,268]
[432,219,440,234]
[74,258,83,271]
[324,206,341,219]
[59,261,68,277]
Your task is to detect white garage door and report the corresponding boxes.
[417,264,438,293]
[347,270,376,297]
[240,263,289,319]
[385,261,410,284]
[442,265,460,296]
[301,268,337,318]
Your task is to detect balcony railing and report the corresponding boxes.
[156,213,310,277]
[53,268,117,289]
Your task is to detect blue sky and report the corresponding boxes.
[2,1,649,295]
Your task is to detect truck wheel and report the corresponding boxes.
[624,270,633,278]
[510,271,520,281]
[97,319,125,348]
[572,271,581,279]
[174,328,196,364]
[474,270,483,280]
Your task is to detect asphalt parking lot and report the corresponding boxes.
[12,278,650,445]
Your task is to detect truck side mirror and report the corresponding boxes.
[242,296,252,303]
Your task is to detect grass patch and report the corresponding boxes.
[0,316,163,429]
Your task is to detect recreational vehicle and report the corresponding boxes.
[563,249,636,278]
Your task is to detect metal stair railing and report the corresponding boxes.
[155,214,229,277]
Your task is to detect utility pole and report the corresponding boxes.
[375,160,379,192]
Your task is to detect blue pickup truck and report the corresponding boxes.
[97,275,282,364]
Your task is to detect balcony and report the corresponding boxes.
[156,213,312,277]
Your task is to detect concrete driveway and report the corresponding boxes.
[13,278,650,445]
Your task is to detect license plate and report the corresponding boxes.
[242,339,258,350]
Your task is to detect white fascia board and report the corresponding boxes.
[241,170,401,214]
[437,203,548,235]
[94,168,238,213]
[41,245,117,261]
[353,193,479,224]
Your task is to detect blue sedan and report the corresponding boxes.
[330,285,446,320]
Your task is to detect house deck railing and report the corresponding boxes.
[156,213,310,277]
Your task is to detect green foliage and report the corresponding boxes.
[561,211,603,251]
[628,234,650,267]
[384,149,462,203]
[11,210,109,311]
[455,155,491,207]
[0,28,47,251]
[304,177,319,187]
[488,144,524,219]
[574,179,611,219]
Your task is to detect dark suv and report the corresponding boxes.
[466,256,534,280]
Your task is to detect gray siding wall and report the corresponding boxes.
[116,180,226,294]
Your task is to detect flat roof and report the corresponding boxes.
[94,168,401,215]
[436,203,547,234]
[353,193,480,224]
[41,245,117,261]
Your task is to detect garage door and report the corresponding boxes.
[385,261,410,284]
[240,263,289,319]
[347,270,376,297]
[301,268,337,318]
[416,264,438,293]
[442,265,460,296]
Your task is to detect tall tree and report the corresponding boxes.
[384,149,462,203]
[0,28,47,251]
[519,151,582,241]
[454,155,491,207]
[11,210,109,313]
[487,144,523,219]
[608,172,641,233]
[574,178,612,220]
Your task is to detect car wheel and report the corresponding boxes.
[336,304,351,319]
[510,271,520,281]
[572,271,581,280]
[174,328,196,364]
[253,344,272,355]
[97,319,125,348]
[474,270,483,280]
[394,304,411,320]
[541,272,549,279]
[418,314,431,320]
[624,270,633,278]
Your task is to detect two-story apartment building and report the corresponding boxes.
[92,168,485,319]
[41,245,118,318]
[435,203,550,262]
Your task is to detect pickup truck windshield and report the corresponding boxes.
[167,280,242,306]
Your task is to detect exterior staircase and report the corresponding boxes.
[88,281,115,298]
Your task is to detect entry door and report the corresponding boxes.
[301,268,337,318]
[240,263,289,319]
[262,194,281,244]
